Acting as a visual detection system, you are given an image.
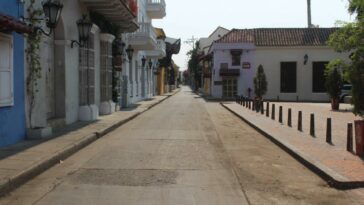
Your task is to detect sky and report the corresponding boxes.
[152,0,354,71]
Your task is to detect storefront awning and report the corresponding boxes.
[220,69,240,77]
[0,14,32,34]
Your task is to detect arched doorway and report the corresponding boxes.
[46,17,65,121]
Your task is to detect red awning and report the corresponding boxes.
[0,14,33,34]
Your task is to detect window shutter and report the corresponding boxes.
[0,34,13,107]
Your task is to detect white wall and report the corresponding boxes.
[255,47,349,101]
[211,43,256,98]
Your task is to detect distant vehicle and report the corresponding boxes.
[340,84,352,102]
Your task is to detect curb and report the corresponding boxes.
[0,90,180,196]
[220,103,364,190]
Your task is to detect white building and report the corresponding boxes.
[122,0,166,106]
[25,0,166,138]
[210,28,349,102]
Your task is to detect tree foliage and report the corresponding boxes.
[325,61,343,99]
[327,0,364,116]
[187,42,201,88]
[253,65,268,98]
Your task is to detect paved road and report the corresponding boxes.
[1,86,362,205]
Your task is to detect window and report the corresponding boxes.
[312,62,328,93]
[0,34,13,107]
[280,62,297,93]
[231,50,242,66]
[100,40,113,102]
[79,33,95,106]
[222,78,237,98]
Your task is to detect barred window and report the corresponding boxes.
[79,33,95,106]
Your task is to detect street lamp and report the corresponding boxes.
[141,56,146,67]
[71,16,92,48]
[148,59,153,69]
[126,45,134,61]
[32,0,63,36]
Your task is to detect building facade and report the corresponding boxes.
[24,0,140,139]
[0,1,31,147]
[122,0,167,106]
[211,28,349,101]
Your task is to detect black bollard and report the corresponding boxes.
[298,111,303,132]
[347,123,353,152]
[240,96,243,105]
[266,102,270,117]
[288,108,292,127]
[248,100,251,109]
[252,100,255,111]
[310,114,315,137]
[279,106,283,124]
[243,97,246,107]
[260,101,264,115]
[272,104,275,120]
[326,118,332,144]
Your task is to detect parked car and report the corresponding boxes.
[340,84,352,102]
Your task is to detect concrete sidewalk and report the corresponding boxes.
[221,102,364,189]
[0,90,179,196]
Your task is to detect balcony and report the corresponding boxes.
[147,0,166,19]
[127,22,157,50]
[145,39,166,58]
[80,0,138,32]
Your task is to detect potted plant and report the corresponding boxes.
[253,65,268,111]
[325,60,344,110]
[327,0,364,156]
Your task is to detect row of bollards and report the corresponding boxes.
[236,99,356,153]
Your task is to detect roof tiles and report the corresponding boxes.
[215,28,338,47]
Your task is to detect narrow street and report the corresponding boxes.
[0,86,362,205]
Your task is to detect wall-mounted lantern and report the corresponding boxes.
[304,54,309,65]
[141,56,146,67]
[71,16,92,48]
[29,0,63,36]
[148,59,153,69]
[126,45,134,61]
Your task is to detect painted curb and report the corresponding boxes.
[0,90,180,196]
[220,103,364,190]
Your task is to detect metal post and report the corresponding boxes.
[266,102,270,117]
[310,114,315,137]
[288,108,292,127]
[347,123,353,152]
[279,106,283,124]
[272,104,275,120]
[326,118,332,144]
[298,111,303,132]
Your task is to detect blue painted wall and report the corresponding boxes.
[0,1,26,147]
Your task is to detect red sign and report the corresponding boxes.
[242,62,251,69]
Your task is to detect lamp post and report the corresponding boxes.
[126,45,134,61]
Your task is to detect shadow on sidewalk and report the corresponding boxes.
[0,120,95,161]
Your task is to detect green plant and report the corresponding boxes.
[325,61,343,100]
[25,0,43,128]
[327,0,364,116]
[253,65,268,98]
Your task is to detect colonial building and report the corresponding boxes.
[210,28,349,101]
[23,0,140,139]
[198,26,229,95]
[122,0,167,106]
[0,1,32,147]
